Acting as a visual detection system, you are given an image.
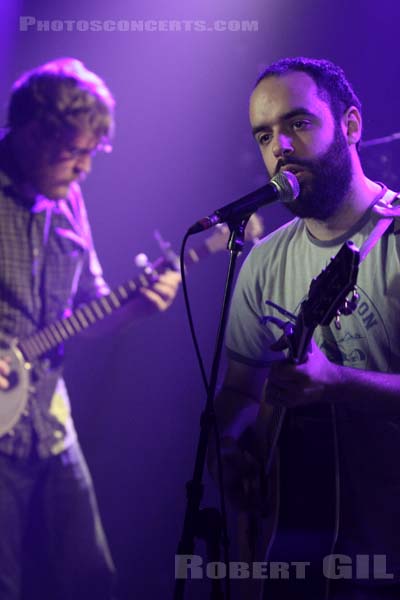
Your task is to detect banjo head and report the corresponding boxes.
[0,338,31,437]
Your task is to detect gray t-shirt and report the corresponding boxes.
[226,190,400,576]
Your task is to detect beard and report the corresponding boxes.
[277,125,353,221]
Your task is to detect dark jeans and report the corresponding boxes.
[0,442,116,600]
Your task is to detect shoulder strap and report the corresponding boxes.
[359,190,400,263]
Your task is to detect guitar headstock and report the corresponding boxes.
[204,213,264,254]
[301,240,360,328]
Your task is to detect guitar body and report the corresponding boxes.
[0,337,31,436]
[236,407,337,600]
[262,405,336,599]
[236,241,360,599]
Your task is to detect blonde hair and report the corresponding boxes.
[8,58,115,147]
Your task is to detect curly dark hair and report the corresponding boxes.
[255,57,361,123]
[8,58,115,147]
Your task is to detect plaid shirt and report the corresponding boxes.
[0,137,109,458]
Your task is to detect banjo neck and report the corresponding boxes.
[19,215,264,364]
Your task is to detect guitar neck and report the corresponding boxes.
[289,318,314,364]
[264,241,360,473]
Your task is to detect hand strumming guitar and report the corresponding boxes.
[266,339,339,408]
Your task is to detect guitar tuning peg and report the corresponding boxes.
[334,312,342,330]
[341,287,360,316]
[350,288,360,308]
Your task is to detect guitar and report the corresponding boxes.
[0,214,263,437]
[237,239,360,600]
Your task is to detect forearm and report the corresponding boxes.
[268,343,400,414]
[329,364,400,414]
[208,386,261,488]
[208,361,271,509]
[214,385,260,442]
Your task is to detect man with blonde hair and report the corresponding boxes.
[0,58,180,599]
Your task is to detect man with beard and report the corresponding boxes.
[210,58,400,599]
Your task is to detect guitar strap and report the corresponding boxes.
[359,188,400,263]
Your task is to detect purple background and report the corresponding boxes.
[1,0,400,597]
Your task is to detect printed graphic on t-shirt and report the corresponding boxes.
[296,286,391,372]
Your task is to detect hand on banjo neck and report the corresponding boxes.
[0,214,264,434]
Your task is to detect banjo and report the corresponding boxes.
[0,215,263,437]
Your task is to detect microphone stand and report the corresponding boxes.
[174,217,249,600]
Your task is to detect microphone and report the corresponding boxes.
[188,170,300,234]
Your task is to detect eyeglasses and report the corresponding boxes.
[61,142,112,160]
